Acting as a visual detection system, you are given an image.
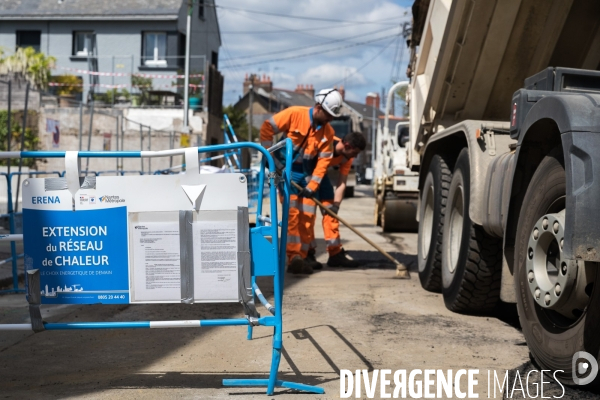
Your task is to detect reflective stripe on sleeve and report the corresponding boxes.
[319,152,333,158]
[268,117,279,134]
[261,140,273,148]
[310,175,322,184]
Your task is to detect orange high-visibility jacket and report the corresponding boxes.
[260,106,334,192]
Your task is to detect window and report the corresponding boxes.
[143,32,167,66]
[198,0,204,19]
[16,30,41,52]
[73,32,94,56]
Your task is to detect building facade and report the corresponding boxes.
[0,0,221,102]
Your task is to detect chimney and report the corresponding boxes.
[243,73,273,94]
[365,92,380,109]
[295,83,315,99]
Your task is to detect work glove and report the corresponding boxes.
[329,204,340,215]
[298,186,315,199]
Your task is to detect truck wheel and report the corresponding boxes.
[441,148,502,313]
[515,147,599,387]
[382,198,419,233]
[417,154,451,292]
[374,192,383,226]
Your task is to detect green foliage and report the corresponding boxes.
[132,75,153,105]
[106,88,131,104]
[0,111,40,167]
[50,74,83,96]
[0,47,56,90]
[394,82,409,117]
[222,105,258,142]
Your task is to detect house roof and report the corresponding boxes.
[234,87,315,112]
[0,0,183,20]
[344,100,385,120]
[270,88,315,107]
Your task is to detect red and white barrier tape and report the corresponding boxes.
[55,66,204,79]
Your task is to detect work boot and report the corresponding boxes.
[287,256,314,275]
[327,248,359,268]
[306,249,323,270]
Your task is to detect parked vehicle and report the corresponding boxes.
[408,0,600,386]
[373,86,419,232]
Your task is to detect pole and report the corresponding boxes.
[291,181,410,278]
[78,102,83,151]
[85,101,94,172]
[15,82,29,213]
[120,116,125,171]
[371,105,375,169]
[169,130,174,168]
[6,80,11,177]
[115,116,119,171]
[111,55,115,108]
[183,0,192,128]
[140,125,144,173]
[148,127,151,172]
[248,82,254,143]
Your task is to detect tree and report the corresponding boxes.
[0,47,56,90]
[395,83,409,118]
[222,105,258,142]
[0,111,40,167]
[131,75,153,105]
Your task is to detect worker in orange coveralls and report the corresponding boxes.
[306,132,366,268]
[260,88,343,275]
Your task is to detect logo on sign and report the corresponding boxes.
[89,196,96,204]
[32,196,60,205]
[79,195,88,205]
[99,195,125,203]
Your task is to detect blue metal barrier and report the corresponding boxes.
[0,141,324,395]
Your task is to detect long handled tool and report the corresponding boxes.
[291,181,410,279]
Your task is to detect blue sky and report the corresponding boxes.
[217,0,413,110]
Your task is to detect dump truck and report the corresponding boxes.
[407,0,600,387]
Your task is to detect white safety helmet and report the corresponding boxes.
[314,88,343,117]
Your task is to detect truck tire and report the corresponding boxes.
[417,154,451,292]
[382,198,419,233]
[374,192,383,226]
[514,147,600,387]
[441,148,502,313]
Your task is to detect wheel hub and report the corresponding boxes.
[527,211,582,314]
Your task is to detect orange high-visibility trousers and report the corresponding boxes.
[320,199,342,256]
[281,194,317,261]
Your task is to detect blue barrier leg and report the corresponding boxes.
[247,275,257,340]
[267,331,282,395]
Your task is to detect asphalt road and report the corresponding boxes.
[0,186,597,399]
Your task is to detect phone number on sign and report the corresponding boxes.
[97,295,126,300]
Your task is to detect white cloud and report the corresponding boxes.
[298,64,367,89]
[216,0,413,107]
